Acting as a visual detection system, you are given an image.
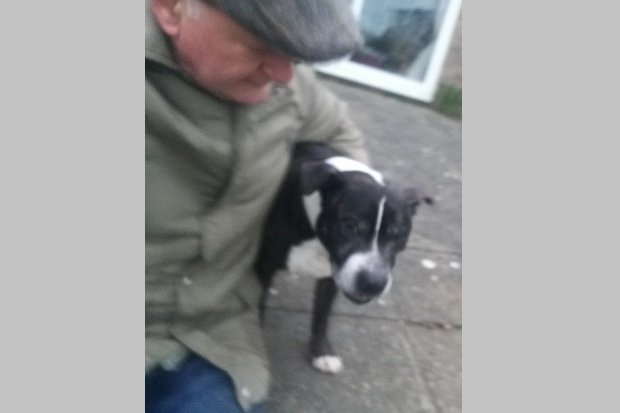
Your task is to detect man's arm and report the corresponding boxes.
[292,65,369,165]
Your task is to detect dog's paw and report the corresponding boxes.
[311,355,343,374]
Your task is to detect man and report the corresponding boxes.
[146,0,369,411]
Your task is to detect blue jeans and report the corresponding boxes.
[145,354,264,413]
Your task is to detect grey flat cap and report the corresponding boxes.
[206,0,362,61]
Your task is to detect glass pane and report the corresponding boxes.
[351,0,447,81]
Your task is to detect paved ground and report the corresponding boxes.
[261,76,462,413]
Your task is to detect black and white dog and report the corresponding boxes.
[256,142,432,374]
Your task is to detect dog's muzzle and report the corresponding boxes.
[336,268,392,304]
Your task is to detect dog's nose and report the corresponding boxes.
[355,271,388,296]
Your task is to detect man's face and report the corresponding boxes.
[157,0,295,104]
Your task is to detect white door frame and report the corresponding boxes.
[314,0,462,102]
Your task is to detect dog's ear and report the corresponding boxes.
[403,187,434,215]
[299,160,340,195]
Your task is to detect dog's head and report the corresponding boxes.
[300,156,432,304]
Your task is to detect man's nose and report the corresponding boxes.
[261,52,294,84]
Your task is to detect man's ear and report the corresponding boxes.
[151,0,184,37]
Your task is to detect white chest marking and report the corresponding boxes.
[302,191,322,230]
[287,238,332,279]
[324,157,384,185]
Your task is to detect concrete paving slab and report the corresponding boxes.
[263,310,438,413]
[392,248,462,326]
[263,269,314,312]
[407,326,462,413]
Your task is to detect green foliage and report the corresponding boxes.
[431,84,462,119]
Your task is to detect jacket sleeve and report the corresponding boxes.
[292,65,370,165]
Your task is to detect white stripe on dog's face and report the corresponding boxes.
[372,197,386,247]
[334,197,391,296]
[325,157,385,186]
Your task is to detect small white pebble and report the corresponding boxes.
[443,171,462,181]
[430,275,439,282]
[377,298,386,306]
[268,288,279,296]
[241,387,251,398]
[449,261,461,269]
[421,259,437,269]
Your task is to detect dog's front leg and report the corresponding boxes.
[309,277,343,374]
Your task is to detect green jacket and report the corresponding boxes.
[145,3,368,410]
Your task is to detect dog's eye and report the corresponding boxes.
[340,220,368,237]
[341,220,358,236]
[385,224,411,250]
[386,225,401,237]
